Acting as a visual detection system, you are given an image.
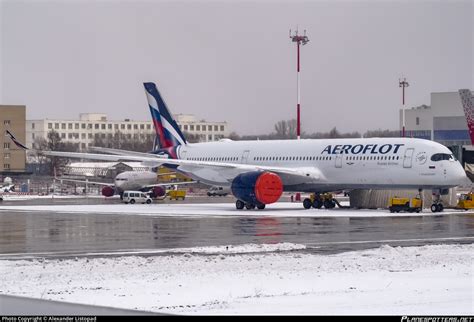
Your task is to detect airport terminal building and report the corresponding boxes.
[26,113,229,150]
[401,90,474,164]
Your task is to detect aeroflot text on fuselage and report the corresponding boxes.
[321,144,405,155]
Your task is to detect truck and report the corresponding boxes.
[388,196,422,213]
[456,192,474,210]
[167,189,186,200]
[207,186,230,197]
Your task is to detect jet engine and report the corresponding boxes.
[149,186,166,198]
[231,171,283,206]
[101,186,115,197]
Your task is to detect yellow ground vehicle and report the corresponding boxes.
[456,192,474,210]
[167,189,186,200]
[389,196,422,213]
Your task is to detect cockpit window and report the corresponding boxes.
[430,153,456,162]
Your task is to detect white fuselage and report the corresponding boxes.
[174,137,466,192]
[113,171,158,193]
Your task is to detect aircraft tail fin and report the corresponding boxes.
[144,82,187,149]
[459,89,474,145]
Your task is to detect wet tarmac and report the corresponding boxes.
[0,198,473,258]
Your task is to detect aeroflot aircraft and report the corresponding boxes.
[7,83,468,211]
[57,170,180,199]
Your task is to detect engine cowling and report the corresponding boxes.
[231,171,283,205]
[101,186,115,197]
[150,186,166,198]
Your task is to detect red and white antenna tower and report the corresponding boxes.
[290,28,309,140]
[399,77,409,137]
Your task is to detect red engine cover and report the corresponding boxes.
[254,172,283,204]
[101,186,115,197]
[150,186,166,198]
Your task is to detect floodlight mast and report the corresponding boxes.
[290,29,309,140]
[399,77,409,137]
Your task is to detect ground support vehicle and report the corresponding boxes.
[456,192,474,210]
[168,189,186,200]
[123,191,152,204]
[389,196,422,213]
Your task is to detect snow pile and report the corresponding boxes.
[166,242,307,254]
[0,244,472,315]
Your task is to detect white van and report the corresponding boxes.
[122,191,152,204]
[207,186,230,197]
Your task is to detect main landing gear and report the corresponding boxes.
[303,193,339,209]
[235,200,266,210]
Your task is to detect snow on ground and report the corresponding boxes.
[0,194,108,201]
[0,243,472,315]
[0,202,470,218]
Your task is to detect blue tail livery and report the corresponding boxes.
[144,82,187,150]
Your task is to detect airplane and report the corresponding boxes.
[55,170,189,199]
[7,83,469,212]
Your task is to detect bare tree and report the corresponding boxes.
[182,131,201,143]
[92,131,155,152]
[274,120,288,139]
[363,129,400,138]
[46,130,79,175]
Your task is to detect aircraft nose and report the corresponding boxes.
[452,162,469,186]
[114,179,123,189]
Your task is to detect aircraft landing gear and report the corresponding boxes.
[235,200,266,210]
[431,203,444,213]
[430,191,444,213]
[236,200,245,210]
[303,193,337,209]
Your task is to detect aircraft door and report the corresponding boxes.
[241,150,250,164]
[403,148,414,168]
[335,155,342,168]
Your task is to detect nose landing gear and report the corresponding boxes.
[430,202,444,213]
[431,190,444,213]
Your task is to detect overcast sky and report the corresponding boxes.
[1,0,473,135]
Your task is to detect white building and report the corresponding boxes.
[174,114,229,142]
[26,113,229,150]
[401,90,474,162]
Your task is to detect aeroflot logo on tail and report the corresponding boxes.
[321,144,405,155]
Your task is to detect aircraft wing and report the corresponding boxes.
[55,177,114,187]
[7,130,325,183]
[142,181,197,189]
[38,150,325,183]
[88,146,162,158]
